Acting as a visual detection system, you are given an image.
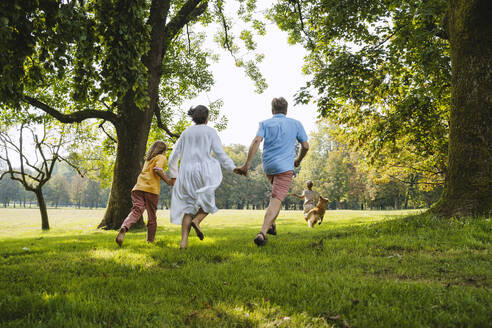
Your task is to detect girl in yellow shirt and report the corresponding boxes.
[116,140,173,246]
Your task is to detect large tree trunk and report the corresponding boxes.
[35,189,49,230]
[432,0,492,217]
[97,0,175,230]
[98,100,154,230]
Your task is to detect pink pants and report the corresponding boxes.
[121,190,159,242]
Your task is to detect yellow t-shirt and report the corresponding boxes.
[132,154,167,195]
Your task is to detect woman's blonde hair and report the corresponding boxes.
[145,140,167,161]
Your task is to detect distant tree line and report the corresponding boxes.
[2,121,442,212]
[0,163,109,209]
[212,123,441,211]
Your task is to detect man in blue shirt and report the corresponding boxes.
[235,97,309,246]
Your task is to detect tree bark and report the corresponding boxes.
[432,0,492,217]
[98,99,154,229]
[35,189,49,230]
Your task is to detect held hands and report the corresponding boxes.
[294,158,301,168]
[153,167,175,186]
[233,164,249,176]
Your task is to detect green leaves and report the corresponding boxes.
[92,0,150,109]
[270,0,450,189]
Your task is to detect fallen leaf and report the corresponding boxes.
[281,316,290,321]
[343,319,351,328]
[204,302,211,309]
[328,315,340,320]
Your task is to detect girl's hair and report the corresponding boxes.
[145,140,167,161]
[188,105,209,124]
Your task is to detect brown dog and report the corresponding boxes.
[305,196,328,228]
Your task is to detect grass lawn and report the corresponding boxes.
[0,208,490,327]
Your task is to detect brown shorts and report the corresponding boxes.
[266,170,294,201]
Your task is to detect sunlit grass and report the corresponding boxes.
[0,208,490,327]
[0,208,422,238]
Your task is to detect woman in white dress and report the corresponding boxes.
[167,105,236,248]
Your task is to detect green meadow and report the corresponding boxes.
[0,208,491,327]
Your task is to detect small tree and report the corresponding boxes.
[0,123,73,229]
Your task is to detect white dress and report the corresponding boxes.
[167,125,235,225]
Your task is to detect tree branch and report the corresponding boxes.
[24,96,119,125]
[0,171,10,180]
[369,23,408,51]
[98,120,117,143]
[18,123,27,186]
[388,174,444,186]
[390,164,444,176]
[154,107,180,138]
[186,23,192,54]
[217,1,237,61]
[57,155,85,177]
[292,0,315,50]
[163,0,208,53]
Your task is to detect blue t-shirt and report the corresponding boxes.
[256,114,308,175]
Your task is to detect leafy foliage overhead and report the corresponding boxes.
[0,0,266,128]
[269,0,450,184]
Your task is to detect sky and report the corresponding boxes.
[183,6,319,146]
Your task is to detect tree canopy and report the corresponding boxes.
[270,0,449,187]
[269,0,491,216]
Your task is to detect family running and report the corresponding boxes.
[116,97,309,248]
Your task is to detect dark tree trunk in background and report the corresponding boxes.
[432,0,492,217]
[98,100,153,229]
[35,189,49,230]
